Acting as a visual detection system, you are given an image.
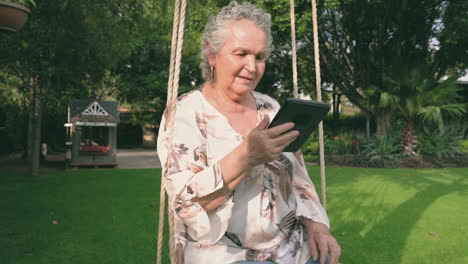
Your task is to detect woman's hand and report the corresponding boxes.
[305,220,341,264]
[243,115,299,167]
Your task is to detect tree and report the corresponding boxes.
[114,0,232,127]
[316,0,468,136]
[379,65,465,156]
[0,0,145,175]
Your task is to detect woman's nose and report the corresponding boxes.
[245,55,256,73]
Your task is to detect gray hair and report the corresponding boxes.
[199,1,274,81]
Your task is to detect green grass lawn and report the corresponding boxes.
[1,166,467,264]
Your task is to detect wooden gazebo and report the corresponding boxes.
[65,100,119,168]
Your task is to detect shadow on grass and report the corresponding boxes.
[320,167,468,263]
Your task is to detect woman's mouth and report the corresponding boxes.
[238,76,253,82]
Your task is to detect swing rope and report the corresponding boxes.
[289,0,327,209]
[289,0,299,99]
[156,0,187,263]
[311,0,327,209]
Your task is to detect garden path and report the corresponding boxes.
[117,148,161,169]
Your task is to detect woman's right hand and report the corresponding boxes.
[242,115,299,167]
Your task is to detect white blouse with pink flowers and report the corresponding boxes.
[157,88,329,264]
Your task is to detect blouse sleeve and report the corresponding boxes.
[157,100,234,245]
[291,151,330,229]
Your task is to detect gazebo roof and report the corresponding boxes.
[69,100,120,125]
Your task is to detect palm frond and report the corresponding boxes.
[379,92,399,108]
[439,104,466,117]
[404,98,420,118]
[419,106,444,132]
[422,76,461,105]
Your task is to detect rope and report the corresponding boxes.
[289,0,298,98]
[289,0,327,209]
[156,0,180,261]
[311,0,327,209]
[157,0,187,263]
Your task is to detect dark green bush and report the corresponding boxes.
[302,139,319,162]
[325,136,353,155]
[360,136,401,168]
[323,113,372,136]
[458,140,468,153]
[302,130,366,163]
[418,123,465,160]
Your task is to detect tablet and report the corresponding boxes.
[268,98,330,152]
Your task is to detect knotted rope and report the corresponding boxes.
[290,0,327,209]
[311,0,327,209]
[289,0,299,99]
[157,0,187,263]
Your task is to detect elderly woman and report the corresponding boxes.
[157,2,341,264]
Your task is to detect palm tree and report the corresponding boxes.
[378,64,465,156]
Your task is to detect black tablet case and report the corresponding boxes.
[268,98,330,152]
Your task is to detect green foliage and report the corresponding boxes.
[0,0,164,154]
[324,113,371,135]
[361,136,401,168]
[326,129,365,154]
[301,132,320,162]
[302,129,366,163]
[459,140,468,153]
[418,123,466,160]
[8,0,36,8]
[300,0,468,136]
[0,73,28,154]
[325,136,353,155]
[387,67,465,132]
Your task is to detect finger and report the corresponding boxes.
[274,130,299,147]
[267,122,295,138]
[309,239,319,261]
[329,242,341,264]
[329,250,339,264]
[319,240,329,264]
[253,115,270,131]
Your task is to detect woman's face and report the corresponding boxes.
[209,19,267,99]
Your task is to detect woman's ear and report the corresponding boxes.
[208,53,216,67]
[205,42,216,66]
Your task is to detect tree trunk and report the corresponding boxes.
[366,114,371,139]
[140,122,157,148]
[26,79,34,162]
[31,89,42,176]
[332,85,341,120]
[31,76,46,177]
[375,109,393,137]
[401,119,417,156]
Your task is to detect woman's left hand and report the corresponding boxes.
[305,220,341,264]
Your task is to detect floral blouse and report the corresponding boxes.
[157,88,329,264]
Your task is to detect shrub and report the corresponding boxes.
[360,136,401,168]
[418,123,465,160]
[324,130,365,156]
[459,140,468,153]
[323,113,371,135]
[302,130,367,164]
[325,136,353,155]
[303,140,319,162]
